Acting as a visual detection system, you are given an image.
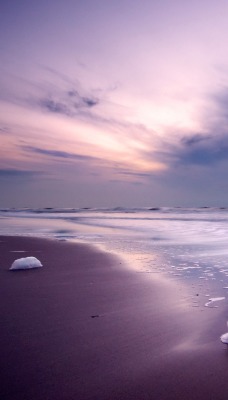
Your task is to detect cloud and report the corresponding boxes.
[0,169,42,178]
[178,141,228,165]
[34,67,100,116]
[110,178,143,186]
[0,126,9,134]
[157,132,228,168]
[6,66,228,176]
[151,86,228,168]
[133,85,228,206]
[81,97,98,107]
[180,134,211,147]
[22,146,97,162]
[0,67,100,120]
[21,145,153,183]
[39,90,99,117]
[212,87,228,119]
[0,66,152,155]
[39,99,71,116]
[116,169,151,178]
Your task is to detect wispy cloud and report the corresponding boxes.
[180,134,211,147]
[116,169,151,178]
[23,146,98,162]
[0,67,156,161]
[39,90,99,117]
[0,67,100,119]
[4,66,228,178]
[144,85,228,169]
[0,168,42,178]
[178,140,228,166]
[0,126,9,134]
[211,86,228,120]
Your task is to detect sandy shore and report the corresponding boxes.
[0,235,228,400]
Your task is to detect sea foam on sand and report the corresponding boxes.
[10,256,43,270]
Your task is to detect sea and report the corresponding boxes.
[1,206,228,310]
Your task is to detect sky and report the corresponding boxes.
[1,0,228,207]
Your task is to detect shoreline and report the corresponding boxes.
[1,235,228,400]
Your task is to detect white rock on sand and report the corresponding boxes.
[220,333,228,344]
[10,257,43,270]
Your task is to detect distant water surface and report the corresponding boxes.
[1,207,228,309]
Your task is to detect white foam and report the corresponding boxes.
[10,250,27,253]
[10,257,43,270]
[205,297,225,307]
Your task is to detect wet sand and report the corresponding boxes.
[0,235,228,400]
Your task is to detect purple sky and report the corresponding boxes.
[1,0,228,207]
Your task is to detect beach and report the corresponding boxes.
[1,235,228,400]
